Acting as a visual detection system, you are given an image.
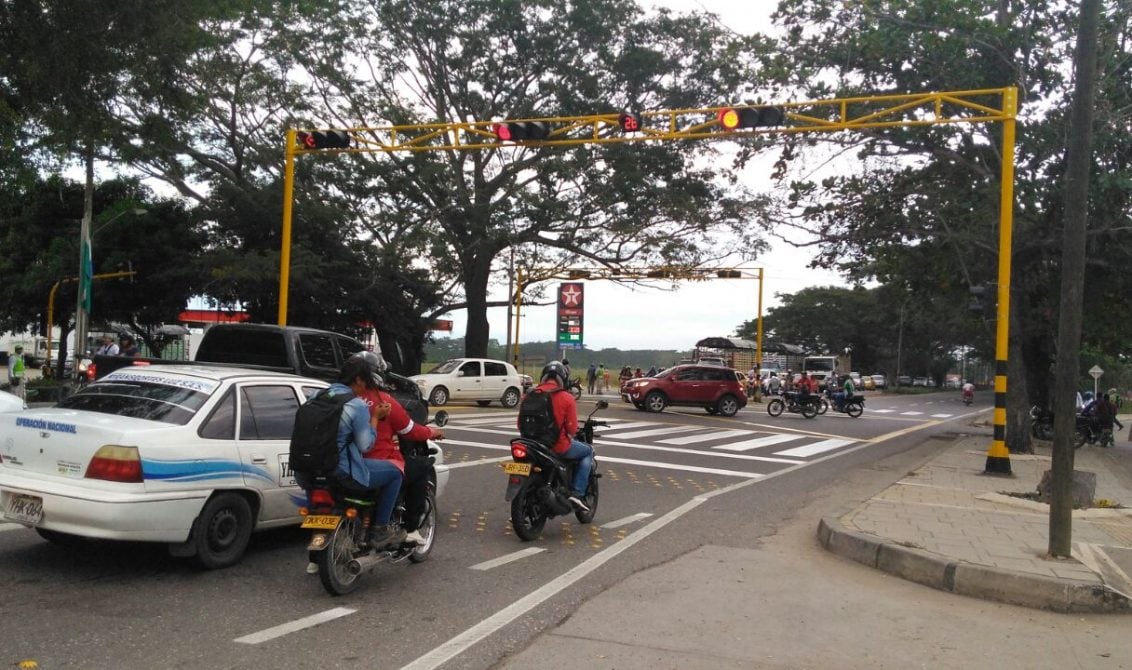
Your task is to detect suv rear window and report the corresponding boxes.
[196,328,287,367]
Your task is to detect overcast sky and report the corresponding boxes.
[436,0,845,352]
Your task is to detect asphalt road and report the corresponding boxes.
[0,390,991,669]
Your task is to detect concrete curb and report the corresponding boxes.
[818,516,1132,613]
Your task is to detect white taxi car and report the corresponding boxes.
[411,357,524,408]
[0,365,449,569]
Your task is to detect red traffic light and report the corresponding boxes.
[494,120,551,142]
[718,106,786,131]
[296,129,351,150]
[618,111,642,133]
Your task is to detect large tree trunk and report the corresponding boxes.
[461,251,494,358]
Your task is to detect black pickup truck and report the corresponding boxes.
[92,323,426,413]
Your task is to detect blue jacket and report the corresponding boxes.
[327,383,376,487]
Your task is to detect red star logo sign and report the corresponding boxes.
[561,284,583,306]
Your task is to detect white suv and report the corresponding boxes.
[412,358,525,407]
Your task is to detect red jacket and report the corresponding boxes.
[358,388,435,472]
[522,381,578,455]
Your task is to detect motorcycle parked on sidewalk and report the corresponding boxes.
[299,411,448,595]
[505,400,607,540]
[1029,405,1054,440]
[766,391,820,419]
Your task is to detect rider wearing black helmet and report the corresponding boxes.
[527,360,594,511]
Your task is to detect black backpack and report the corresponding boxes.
[289,388,352,476]
[518,388,564,446]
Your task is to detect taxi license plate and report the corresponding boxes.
[4,493,43,525]
[503,462,531,476]
[300,514,341,530]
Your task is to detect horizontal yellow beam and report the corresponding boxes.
[290,87,1014,156]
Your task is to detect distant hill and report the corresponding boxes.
[422,337,691,375]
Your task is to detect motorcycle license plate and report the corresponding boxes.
[503,462,531,476]
[300,514,341,530]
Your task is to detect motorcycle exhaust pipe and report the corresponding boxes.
[347,551,388,575]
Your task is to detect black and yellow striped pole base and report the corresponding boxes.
[984,361,1012,475]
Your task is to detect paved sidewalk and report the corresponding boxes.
[820,421,1132,613]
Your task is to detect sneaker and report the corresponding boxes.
[404,529,426,545]
[305,561,318,575]
[367,524,406,549]
[567,495,590,513]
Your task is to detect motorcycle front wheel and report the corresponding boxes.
[801,401,818,419]
[409,490,438,564]
[318,516,362,596]
[511,480,548,541]
[816,398,829,415]
[767,398,785,417]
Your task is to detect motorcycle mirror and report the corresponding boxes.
[433,410,449,427]
[596,400,609,410]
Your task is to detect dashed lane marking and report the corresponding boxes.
[234,607,356,645]
[470,547,546,571]
[600,512,654,529]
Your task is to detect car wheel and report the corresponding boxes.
[767,398,785,417]
[192,492,253,570]
[716,394,740,417]
[476,400,492,407]
[428,387,449,406]
[501,387,521,408]
[644,391,667,413]
[409,489,437,563]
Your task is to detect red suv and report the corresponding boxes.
[621,364,747,416]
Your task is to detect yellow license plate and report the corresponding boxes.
[300,514,341,530]
[503,462,531,476]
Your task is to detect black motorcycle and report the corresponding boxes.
[767,391,822,419]
[829,393,866,418]
[299,411,448,595]
[1075,414,1115,449]
[505,401,607,541]
[1029,405,1054,440]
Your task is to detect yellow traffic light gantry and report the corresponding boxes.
[279,86,1016,474]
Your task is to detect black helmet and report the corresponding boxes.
[339,350,388,389]
[540,360,569,388]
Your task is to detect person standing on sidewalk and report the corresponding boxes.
[7,345,26,401]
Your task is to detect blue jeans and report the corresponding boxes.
[562,438,595,496]
[362,459,403,524]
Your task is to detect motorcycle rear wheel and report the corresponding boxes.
[845,402,864,418]
[816,398,829,415]
[767,398,785,417]
[511,484,548,541]
[318,516,362,596]
[575,474,599,524]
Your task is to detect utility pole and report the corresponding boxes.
[1049,0,1100,557]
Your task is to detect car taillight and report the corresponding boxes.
[511,442,528,459]
[85,445,143,483]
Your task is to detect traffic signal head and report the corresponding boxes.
[297,130,351,150]
[618,111,642,133]
[716,269,742,278]
[494,120,551,142]
[718,106,786,130]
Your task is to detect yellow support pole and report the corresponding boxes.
[277,129,297,326]
[985,86,1017,475]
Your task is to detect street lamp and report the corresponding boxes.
[75,207,146,357]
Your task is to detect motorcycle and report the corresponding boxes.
[568,376,583,400]
[1029,405,1054,440]
[505,400,607,540]
[766,391,821,419]
[829,394,866,418]
[1075,414,1114,449]
[962,388,974,406]
[299,411,449,596]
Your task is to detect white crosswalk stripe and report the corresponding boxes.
[607,425,701,440]
[712,433,801,452]
[774,438,855,457]
[658,429,755,445]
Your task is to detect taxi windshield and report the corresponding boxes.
[58,381,210,425]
